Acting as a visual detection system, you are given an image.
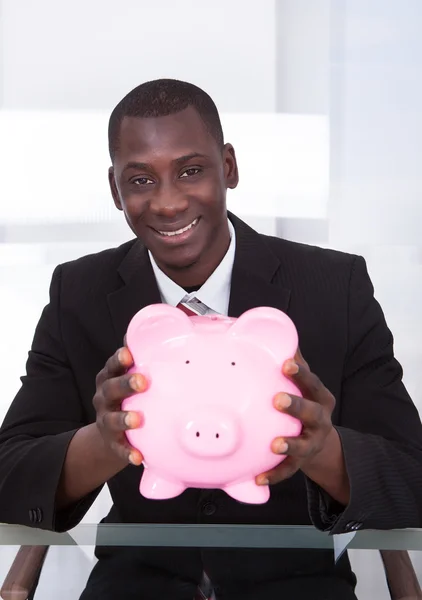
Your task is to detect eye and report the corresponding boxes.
[132,177,154,186]
[180,167,201,178]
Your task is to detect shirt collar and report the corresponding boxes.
[148,218,236,316]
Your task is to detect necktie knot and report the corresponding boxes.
[177,297,209,316]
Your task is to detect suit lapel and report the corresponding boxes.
[228,213,291,317]
[107,240,161,347]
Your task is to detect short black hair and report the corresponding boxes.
[108,78,224,160]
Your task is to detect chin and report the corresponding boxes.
[159,248,202,271]
[165,255,200,271]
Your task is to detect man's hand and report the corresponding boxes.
[93,346,147,466]
[256,350,350,505]
[56,346,148,510]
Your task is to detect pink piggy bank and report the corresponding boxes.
[123,304,302,504]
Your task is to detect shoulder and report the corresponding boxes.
[262,234,357,269]
[259,234,364,294]
[56,239,137,292]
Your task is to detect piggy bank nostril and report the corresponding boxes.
[216,433,219,438]
[196,431,200,437]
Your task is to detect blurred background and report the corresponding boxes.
[1,0,421,598]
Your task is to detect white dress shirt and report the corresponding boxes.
[148,219,235,317]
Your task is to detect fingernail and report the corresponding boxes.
[128,452,138,465]
[118,348,126,363]
[275,393,292,409]
[285,359,299,375]
[124,412,138,429]
[275,440,288,454]
[257,477,269,486]
[130,375,145,392]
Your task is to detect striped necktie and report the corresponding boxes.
[176,298,216,599]
[177,296,210,316]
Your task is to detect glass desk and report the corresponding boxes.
[1,523,422,550]
[1,525,422,600]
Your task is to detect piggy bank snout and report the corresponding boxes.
[178,408,241,458]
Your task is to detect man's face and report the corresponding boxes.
[109,107,238,275]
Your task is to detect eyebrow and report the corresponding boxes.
[174,152,210,165]
[122,152,210,173]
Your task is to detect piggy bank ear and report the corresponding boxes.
[229,307,298,362]
[126,304,193,358]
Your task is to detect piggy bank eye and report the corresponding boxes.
[231,362,236,366]
[185,360,190,364]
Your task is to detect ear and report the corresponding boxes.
[228,307,298,362]
[109,166,123,210]
[126,304,194,360]
[223,143,239,190]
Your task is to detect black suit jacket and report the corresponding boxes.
[1,214,422,590]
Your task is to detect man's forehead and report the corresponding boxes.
[117,110,217,158]
[121,108,207,140]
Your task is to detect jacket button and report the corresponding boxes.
[202,502,217,516]
[28,509,36,523]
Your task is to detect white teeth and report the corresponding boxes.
[158,218,198,237]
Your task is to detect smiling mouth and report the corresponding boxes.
[156,218,199,237]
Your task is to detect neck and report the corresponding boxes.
[155,223,231,288]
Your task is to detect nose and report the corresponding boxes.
[149,181,189,218]
[179,408,241,458]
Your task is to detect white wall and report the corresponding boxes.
[1,0,277,112]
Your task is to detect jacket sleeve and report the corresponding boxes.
[0,266,102,532]
[306,255,422,534]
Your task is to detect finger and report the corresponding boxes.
[93,373,148,414]
[99,412,144,466]
[100,409,143,434]
[109,437,144,466]
[274,393,324,428]
[96,347,134,387]
[256,457,300,486]
[101,372,148,407]
[270,435,313,460]
[282,359,335,410]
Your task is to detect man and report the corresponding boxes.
[1,79,422,600]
